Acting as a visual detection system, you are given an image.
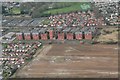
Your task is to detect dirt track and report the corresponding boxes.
[16,44,118,78]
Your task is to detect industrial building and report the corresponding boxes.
[57,32,65,40]
[39,28,48,40]
[48,28,54,40]
[23,31,31,40]
[16,32,24,40]
[2,18,45,27]
[75,31,83,40]
[15,26,97,41]
[84,31,93,40]
[31,29,39,40]
[84,27,97,40]
[63,28,71,40]
[28,18,41,27]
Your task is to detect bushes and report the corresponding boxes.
[2,43,8,48]
[10,8,21,15]
[2,69,11,79]
[42,19,50,25]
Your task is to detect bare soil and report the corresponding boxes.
[16,44,118,78]
[97,27,118,42]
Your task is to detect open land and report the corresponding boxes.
[97,27,118,43]
[16,44,118,78]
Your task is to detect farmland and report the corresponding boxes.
[15,44,118,78]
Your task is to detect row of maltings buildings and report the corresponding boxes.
[16,27,97,41]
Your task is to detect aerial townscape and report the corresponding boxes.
[0,1,119,79]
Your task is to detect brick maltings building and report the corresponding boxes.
[16,27,97,41]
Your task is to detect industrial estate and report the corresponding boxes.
[0,1,119,79]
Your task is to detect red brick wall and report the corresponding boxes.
[16,35,23,40]
[40,33,48,40]
[66,33,73,40]
[32,34,39,40]
[85,33,92,40]
[49,30,54,40]
[75,34,83,40]
[58,33,64,40]
[24,35,31,40]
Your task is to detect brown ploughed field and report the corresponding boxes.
[16,44,118,78]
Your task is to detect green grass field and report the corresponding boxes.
[10,8,21,15]
[42,3,91,16]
